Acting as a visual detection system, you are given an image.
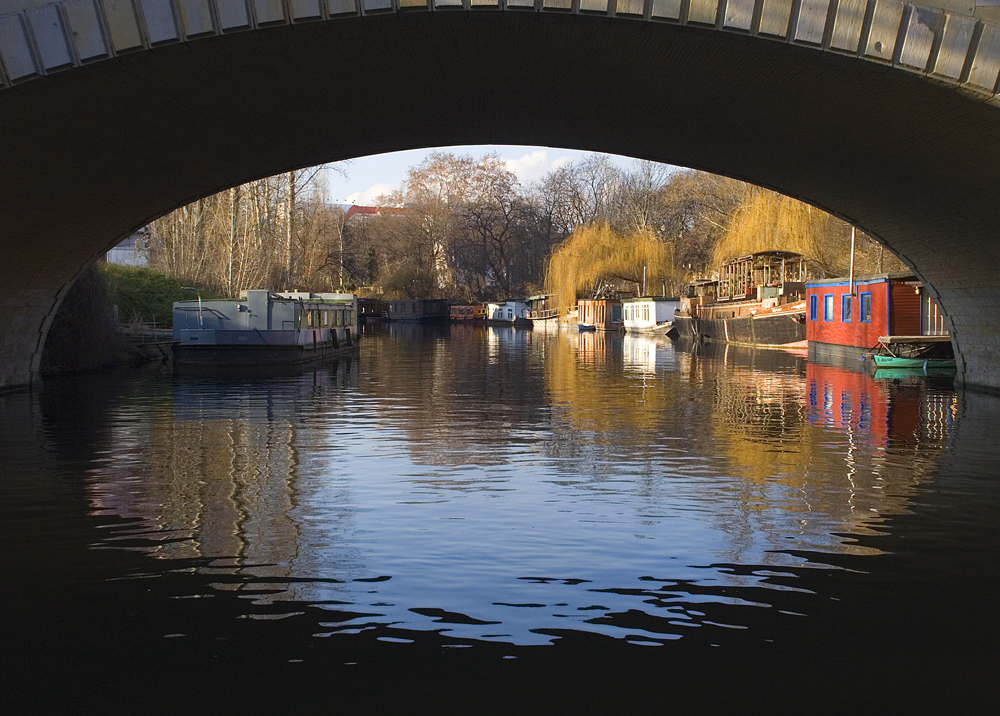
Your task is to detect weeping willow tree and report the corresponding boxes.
[712,189,828,266]
[711,187,906,277]
[544,223,682,313]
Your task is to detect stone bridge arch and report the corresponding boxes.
[2,0,1000,390]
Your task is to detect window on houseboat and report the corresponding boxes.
[824,294,834,321]
[861,292,873,322]
[810,295,817,321]
[842,294,852,322]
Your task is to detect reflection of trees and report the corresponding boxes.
[360,324,550,474]
[86,363,365,601]
[543,334,955,560]
[546,330,686,436]
[81,331,959,601]
[675,341,955,559]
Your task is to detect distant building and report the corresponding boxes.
[340,204,407,221]
[105,230,149,266]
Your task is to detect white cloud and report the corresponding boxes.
[504,150,569,184]
[345,182,394,206]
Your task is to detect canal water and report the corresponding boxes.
[2,324,997,713]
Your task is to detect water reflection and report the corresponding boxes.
[53,327,960,647]
[3,326,997,711]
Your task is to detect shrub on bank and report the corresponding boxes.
[99,263,214,327]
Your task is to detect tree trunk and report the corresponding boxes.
[286,171,295,289]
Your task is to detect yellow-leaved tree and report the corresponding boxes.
[711,187,906,278]
[544,223,683,314]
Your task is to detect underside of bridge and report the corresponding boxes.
[2,5,1000,390]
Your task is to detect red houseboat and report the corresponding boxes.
[806,273,952,368]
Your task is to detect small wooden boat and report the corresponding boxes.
[868,334,955,374]
[872,354,956,370]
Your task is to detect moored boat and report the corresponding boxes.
[449,304,482,323]
[807,273,953,370]
[872,355,956,369]
[357,297,389,325]
[486,298,532,326]
[172,290,358,369]
[525,294,560,327]
[622,296,680,337]
[674,252,808,347]
[577,298,622,332]
[388,298,449,323]
[868,334,956,373]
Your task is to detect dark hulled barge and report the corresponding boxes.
[674,251,809,348]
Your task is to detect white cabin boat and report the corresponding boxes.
[173,290,358,368]
[622,296,680,335]
[488,299,531,326]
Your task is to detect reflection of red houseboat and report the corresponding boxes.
[806,273,952,367]
[805,360,953,446]
[806,362,890,446]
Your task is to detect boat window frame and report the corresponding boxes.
[842,294,852,322]
[823,294,834,322]
[809,294,817,321]
[861,292,873,323]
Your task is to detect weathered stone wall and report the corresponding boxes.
[0,290,57,390]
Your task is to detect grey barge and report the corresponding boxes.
[172,290,358,369]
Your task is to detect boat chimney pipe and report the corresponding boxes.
[848,227,856,296]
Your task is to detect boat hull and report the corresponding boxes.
[173,340,358,371]
[674,311,806,347]
[872,355,956,369]
[624,322,677,337]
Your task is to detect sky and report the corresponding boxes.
[323,145,639,206]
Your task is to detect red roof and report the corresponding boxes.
[344,205,406,220]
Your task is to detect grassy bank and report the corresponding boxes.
[100,263,216,327]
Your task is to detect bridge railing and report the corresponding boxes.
[1,0,999,100]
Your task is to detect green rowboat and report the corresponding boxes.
[871,354,956,370]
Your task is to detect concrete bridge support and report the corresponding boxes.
[3,3,1000,390]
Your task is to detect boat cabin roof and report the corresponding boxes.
[805,272,916,287]
[723,251,805,265]
[622,296,680,303]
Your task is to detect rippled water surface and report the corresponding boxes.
[2,325,998,713]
